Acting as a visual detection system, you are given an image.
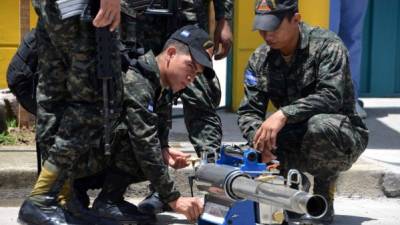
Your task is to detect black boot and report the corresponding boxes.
[18,199,67,225]
[65,190,121,225]
[299,201,334,225]
[17,162,86,225]
[137,192,172,216]
[284,172,311,223]
[73,171,107,209]
[299,176,336,225]
[91,170,156,225]
[18,199,86,225]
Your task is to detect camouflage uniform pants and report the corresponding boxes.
[108,128,148,183]
[276,114,368,184]
[33,0,122,176]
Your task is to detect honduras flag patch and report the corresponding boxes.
[245,69,257,86]
[180,30,190,38]
[147,101,154,112]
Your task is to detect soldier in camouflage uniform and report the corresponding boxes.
[237,0,369,224]
[74,0,233,218]
[89,25,214,223]
[120,0,233,159]
[115,0,234,215]
[17,1,123,225]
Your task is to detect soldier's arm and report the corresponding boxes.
[123,71,180,203]
[213,0,233,60]
[237,54,269,145]
[93,0,121,31]
[181,76,222,157]
[280,41,349,124]
[213,0,234,21]
[157,97,190,169]
[156,97,172,149]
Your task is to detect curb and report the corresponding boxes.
[0,144,399,205]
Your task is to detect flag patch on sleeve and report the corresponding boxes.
[245,69,257,86]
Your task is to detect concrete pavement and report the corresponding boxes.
[1,197,400,225]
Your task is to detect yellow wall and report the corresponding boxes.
[30,4,38,28]
[231,0,330,111]
[0,1,37,88]
[0,1,20,88]
[1,0,328,95]
[299,0,329,29]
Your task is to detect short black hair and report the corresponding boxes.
[283,9,298,21]
[163,39,190,55]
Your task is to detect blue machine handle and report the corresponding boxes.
[217,145,267,176]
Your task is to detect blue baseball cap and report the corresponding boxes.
[253,0,298,31]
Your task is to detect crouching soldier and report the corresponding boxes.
[84,25,214,224]
[237,0,369,224]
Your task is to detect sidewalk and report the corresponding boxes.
[1,98,399,204]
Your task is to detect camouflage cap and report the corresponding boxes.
[253,0,298,31]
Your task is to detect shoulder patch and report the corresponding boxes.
[245,69,257,86]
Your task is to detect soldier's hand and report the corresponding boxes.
[261,150,277,163]
[162,147,190,169]
[213,18,233,60]
[93,0,121,31]
[253,110,287,161]
[168,197,204,222]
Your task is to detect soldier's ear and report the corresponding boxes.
[293,13,301,24]
[166,46,177,61]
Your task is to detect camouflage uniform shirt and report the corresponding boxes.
[116,51,180,203]
[238,22,367,145]
[120,0,233,156]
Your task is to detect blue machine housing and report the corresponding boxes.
[198,146,268,225]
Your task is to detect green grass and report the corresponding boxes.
[0,119,18,145]
[6,119,17,128]
[0,132,17,145]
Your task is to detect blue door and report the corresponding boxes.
[360,0,400,97]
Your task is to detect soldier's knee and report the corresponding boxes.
[306,114,338,137]
[305,114,363,173]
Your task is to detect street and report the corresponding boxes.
[1,197,400,225]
